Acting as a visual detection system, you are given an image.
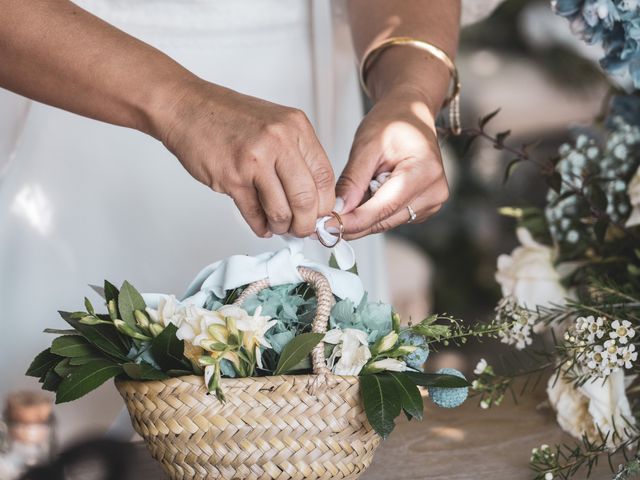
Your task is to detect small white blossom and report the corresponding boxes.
[609,320,635,344]
[545,472,554,480]
[619,344,638,369]
[474,358,488,375]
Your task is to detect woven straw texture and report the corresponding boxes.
[116,267,381,479]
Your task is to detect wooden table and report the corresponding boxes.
[125,385,615,480]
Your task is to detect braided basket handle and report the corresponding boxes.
[232,266,333,376]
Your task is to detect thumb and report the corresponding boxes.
[335,141,380,214]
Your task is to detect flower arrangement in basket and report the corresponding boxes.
[26,236,488,480]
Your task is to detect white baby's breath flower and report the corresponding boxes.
[474,358,488,375]
[545,472,554,480]
[480,399,490,409]
[619,344,638,369]
[609,320,635,344]
[324,328,372,376]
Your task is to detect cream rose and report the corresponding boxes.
[496,228,568,314]
[625,165,640,228]
[547,371,636,449]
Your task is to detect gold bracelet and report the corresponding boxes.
[359,36,461,135]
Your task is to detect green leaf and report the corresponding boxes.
[479,108,500,129]
[359,374,402,439]
[274,332,324,376]
[117,281,146,329]
[26,349,62,377]
[89,284,105,299]
[404,371,470,388]
[41,370,62,392]
[54,358,76,378]
[55,359,122,404]
[44,328,79,335]
[60,311,129,361]
[411,323,450,339]
[69,355,105,366]
[84,297,95,315]
[51,336,96,358]
[150,323,186,371]
[122,362,168,381]
[503,158,521,185]
[104,280,119,304]
[386,372,424,421]
[588,184,608,212]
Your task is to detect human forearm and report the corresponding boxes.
[347,0,461,115]
[0,0,196,138]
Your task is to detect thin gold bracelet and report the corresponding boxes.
[359,36,461,135]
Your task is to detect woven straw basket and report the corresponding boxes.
[116,267,382,480]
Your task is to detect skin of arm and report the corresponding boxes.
[0,0,335,238]
[338,0,461,238]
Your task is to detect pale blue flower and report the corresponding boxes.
[399,331,430,370]
[428,368,469,408]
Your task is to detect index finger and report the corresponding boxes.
[339,162,423,234]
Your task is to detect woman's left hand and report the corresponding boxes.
[335,88,449,239]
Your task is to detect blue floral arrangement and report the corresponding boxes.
[553,0,640,87]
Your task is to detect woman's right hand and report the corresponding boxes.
[155,78,336,238]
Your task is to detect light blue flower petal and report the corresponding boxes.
[428,368,468,409]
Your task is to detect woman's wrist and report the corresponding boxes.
[364,46,452,119]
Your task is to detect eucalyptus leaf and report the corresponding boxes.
[117,281,146,329]
[274,332,324,376]
[359,374,402,439]
[404,371,470,388]
[26,349,62,378]
[55,359,122,404]
[386,372,424,421]
[51,336,96,358]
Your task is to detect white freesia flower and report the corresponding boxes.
[495,228,569,331]
[625,165,640,227]
[146,295,184,328]
[367,358,407,372]
[547,371,636,449]
[324,328,372,376]
[225,305,277,350]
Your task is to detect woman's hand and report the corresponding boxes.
[156,79,336,238]
[335,88,449,239]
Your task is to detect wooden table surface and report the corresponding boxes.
[124,385,615,480]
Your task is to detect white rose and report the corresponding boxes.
[496,228,569,324]
[625,166,640,228]
[547,371,636,449]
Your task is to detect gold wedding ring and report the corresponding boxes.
[316,211,344,248]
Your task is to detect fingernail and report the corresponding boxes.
[334,197,345,214]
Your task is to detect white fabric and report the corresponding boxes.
[178,234,363,307]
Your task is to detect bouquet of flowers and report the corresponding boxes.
[466,2,640,477]
[25,243,495,479]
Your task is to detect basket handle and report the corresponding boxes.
[232,266,333,376]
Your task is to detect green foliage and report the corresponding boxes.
[55,359,122,404]
[273,332,324,375]
[150,323,188,371]
[360,374,402,439]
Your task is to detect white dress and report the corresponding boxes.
[0,0,504,440]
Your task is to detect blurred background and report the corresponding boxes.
[0,0,614,475]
